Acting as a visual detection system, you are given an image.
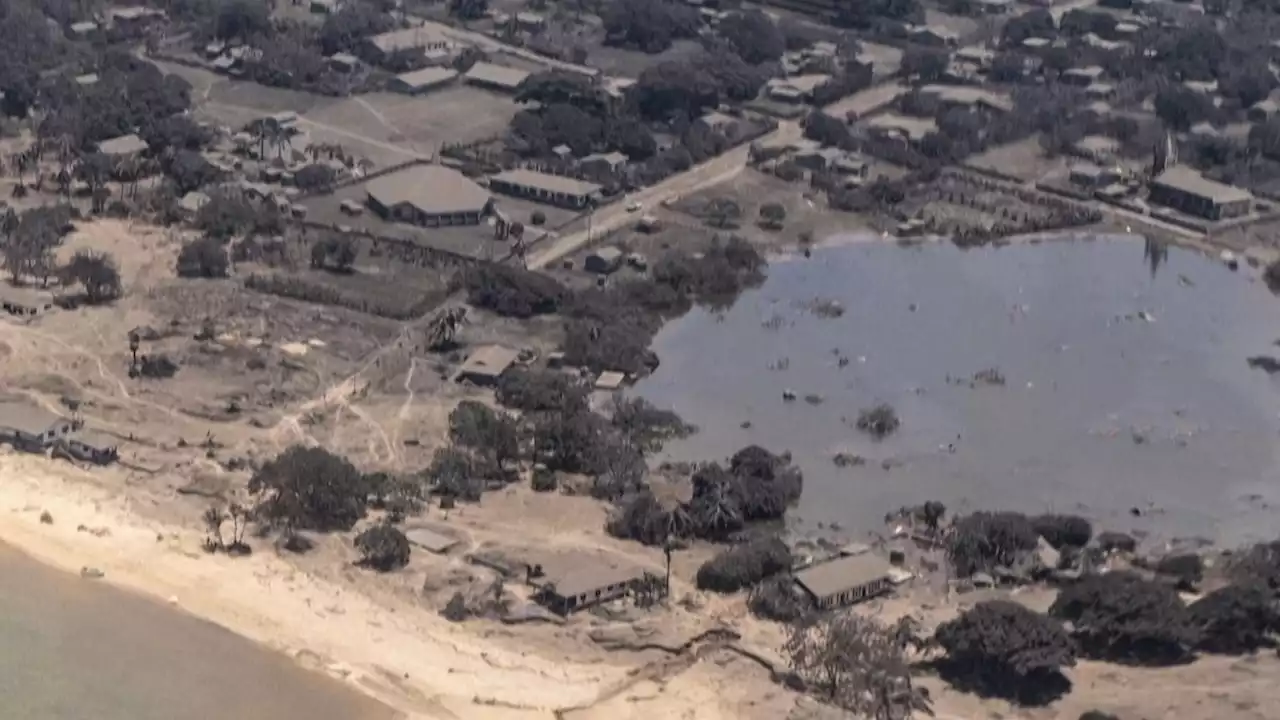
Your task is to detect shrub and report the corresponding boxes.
[354,523,410,572]
[463,264,565,318]
[562,316,660,374]
[138,354,179,379]
[530,466,558,492]
[1032,514,1093,549]
[855,403,900,439]
[935,600,1076,705]
[1225,539,1280,591]
[248,445,371,532]
[176,237,230,278]
[531,210,546,225]
[695,535,792,593]
[748,574,807,622]
[495,368,588,413]
[1154,553,1203,590]
[1049,572,1197,665]
[1188,584,1280,654]
[947,511,1039,577]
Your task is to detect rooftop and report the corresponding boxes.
[394,66,458,89]
[457,345,520,379]
[769,73,832,94]
[794,553,894,600]
[108,6,164,19]
[919,85,1014,112]
[464,62,531,89]
[538,559,645,599]
[97,133,148,156]
[369,27,451,55]
[863,113,938,142]
[1064,65,1106,78]
[490,168,603,198]
[404,527,460,553]
[1151,166,1252,205]
[0,400,68,437]
[583,151,627,166]
[0,284,52,309]
[366,164,490,215]
[1075,135,1120,153]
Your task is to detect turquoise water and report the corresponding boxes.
[0,545,396,720]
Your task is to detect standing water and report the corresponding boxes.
[0,545,397,720]
[635,237,1280,547]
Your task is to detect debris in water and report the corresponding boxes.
[803,297,845,318]
[832,452,866,468]
[1221,250,1238,270]
[782,389,797,402]
[971,368,1006,386]
[804,394,824,405]
[740,420,752,429]
[856,404,900,439]
[1247,356,1280,374]
[1137,310,1155,323]
[1178,274,1194,287]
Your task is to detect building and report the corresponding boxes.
[0,400,81,453]
[794,553,894,610]
[1062,66,1105,87]
[917,85,1013,114]
[766,74,832,103]
[1069,163,1123,190]
[390,66,458,95]
[1248,96,1280,123]
[404,527,460,554]
[908,24,960,47]
[974,0,1015,12]
[107,6,166,35]
[1148,166,1252,221]
[530,560,646,615]
[580,151,628,176]
[696,110,739,137]
[464,62,531,93]
[366,165,491,227]
[584,247,623,274]
[179,191,211,217]
[75,73,99,86]
[310,0,337,13]
[68,20,99,39]
[456,345,520,386]
[364,27,452,66]
[96,133,148,159]
[488,169,603,209]
[328,53,359,72]
[0,285,54,317]
[59,429,119,465]
[862,113,938,148]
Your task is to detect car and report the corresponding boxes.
[626,200,643,213]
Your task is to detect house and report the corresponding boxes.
[1069,163,1123,189]
[488,169,603,209]
[364,27,452,66]
[0,400,81,452]
[1085,82,1115,100]
[404,527,460,554]
[96,133,148,159]
[530,560,646,615]
[595,370,627,390]
[463,62,531,93]
[1148,166,1252,221]
[766,74,831,103]
[59,429,119,465]
[862,113,938,147]
[179,191,211,217]
[68,20,99,39]
[917,85,1013,114]
[328,53,359,72]
[456,345,520,386]
[106,6,166,35]
[697,110,739,137]
[366,165,491,227]
[584,247,624,274]
[390,67,458,95]
[580,151,628,176]
[0,285,54,317]
[794,553,894,610]
[551,144,573,160]
[793,146,846,172]
[1021,37,1052,52]
[1062,66,1105,87]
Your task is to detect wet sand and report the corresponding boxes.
[637,237,1280,547]
[0,544,397,720]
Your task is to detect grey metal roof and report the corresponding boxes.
[1152,166,1253,205]
[97,133,148,156]
[794,553,893,600]
[369,27,451,54]
[541,560,645,599]
[393,66,457,90]
[457,345,519,378]
[0,400,69,437]
[404,527,459,553]
[366,165,490,216]
[0,284,52,309]
[489,168,602,198]
[464,62,530,89]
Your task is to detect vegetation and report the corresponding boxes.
[602,0,700,54]
[1154,553,1204,591]
[1050,573,1197,665]
[947,511,1040,577]
[464,264,566,318]
[176,237,230,278]
[610,396,694,452]
[1031,514,1093,550]
[1188,584,1280,654]
[354,523,411,572]
[695,535,792,593]
[496,368,588,414]
[449,400,521,471]
[748,574,808,622]
[248,445,371,532]
[60,250,121,304]
[855,403,900,439]
[784,613,932,718]
[935,600,1075,705]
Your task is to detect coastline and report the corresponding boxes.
[0,451,622,720]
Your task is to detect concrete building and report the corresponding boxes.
[0,400,81,453]
[463,62,531,93]
[390,67,458,95]
[488,169,603,209]
[366,165,491,226]
[0,286,54,317]
[530,560,646,615]
[96,133,148,159]
[1148,166,1252,221]
[696,110,739,137]
[364,27,452,66]
[794,553,894,610]
[456,345,520,386]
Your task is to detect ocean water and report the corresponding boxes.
[0,545,396,720]
[635,237,1280,548]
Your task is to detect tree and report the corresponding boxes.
[718,10,785,65]
[449,400,521,469]
[1188,584,1280,654]
[449,0,489,20]
[610,396,694,452]
[602,0,700,54]
[166,150,221,195]
[804,110,851,147]
[704,197,742,229]
[748,574,807,622]
[61,251,121,304]
[785,612,932,718]
[464,264,565,318]
[947,511,1039,577]
[176,237,230,278]
[1032,514,1093,550]
[294,163,337,192]
[496,368,588,414]
[921,501,946,533]
[607,487,692,546]
[900,47,949,83]
[215,0,272,42]
[354,522,410,571]
[248,446,370,531]
[1154,85,1214,131]
[1049,572,1198,665]
[759,202,787,230]
[695,535,791,593]
[935,600,1076,705]
[856,404,900,439]
[1154,553,1203,591]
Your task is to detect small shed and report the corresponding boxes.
[404,527,460,554]
[0,285,54,317]
[584,247,623,274]
[456,345,520,386]
[794,553,894,610]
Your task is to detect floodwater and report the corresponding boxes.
[635,237,1280,547]
[0,545,397,720]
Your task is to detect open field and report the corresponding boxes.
[966,135,1067,184]
[305,88,523,156]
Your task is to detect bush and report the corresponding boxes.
[138,354,179,379]
[248,445,371,531]
[354,523,410,572]
[748,574,807,622]
[1049,572,1197,665]
[695,536,792,593]
[61,250,121,304]
[464,264,565,318]
[1032,514,1093,549]
[495,368,588,413]
[947,511,1039,577]
[607,488,691,546]
[530,465,558,492]
[176,237,230,278]
[1226,539,1280,591]
[1096,531,1137,553]
[1154,553,1203,590]
[1188,584,1280,654]
[562,316,660,374]
[855,403,900,439]
[531,210,546,225]
[425,447,483,502]
[935,600,1076,705]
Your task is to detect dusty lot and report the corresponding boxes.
[305,88,522,155]
[967,135,1067,184]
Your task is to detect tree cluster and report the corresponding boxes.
[1031,514,1093,550]
[935,600,1075,705]
[176,237,231,279]
[947,511,1040,577]
[1188,583,1280,654]
[60,250,122,305]
[248,445,375,532]
[602,0,700,54]
[718,10,786,66]
[354,522,411,571]
[695,535,793,593]
[1049,572,1197,665]
[463,263,567,318]
[748,574,808,622]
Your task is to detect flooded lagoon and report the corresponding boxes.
[636,237,1280,547]
[0,545,396,720]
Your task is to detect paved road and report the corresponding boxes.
[528,120,804,269]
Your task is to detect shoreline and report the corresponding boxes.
[0,451,621,720]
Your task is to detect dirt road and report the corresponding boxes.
[410,16,598,78]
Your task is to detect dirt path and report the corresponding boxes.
[203,100,425,162]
